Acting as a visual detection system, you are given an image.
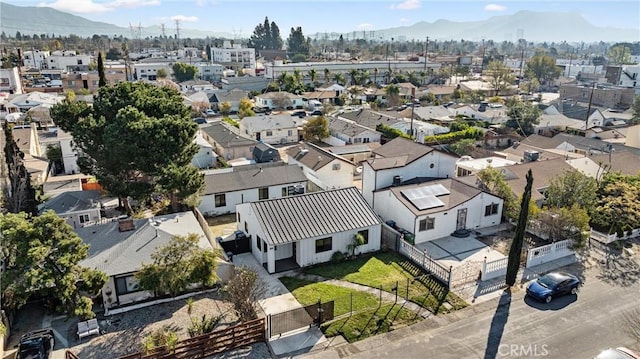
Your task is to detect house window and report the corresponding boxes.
[244,221,248,232]
[315,237,332,253]
[67,80,75,86]
[266,130,273,137]
[332,163,341,171]
[258,187,269,200]
[288,130,293,136]
[237,213,241,223]
[485,203,499,216]
[77,59,83,65]
[419,217,435,231]
[358,230,369,245]
[79,214,90,224]
[115,275,141,295]
[263,240,267,253]
[256,235,261,250]
[282,187,287,196]
[214,194,226,207]
[92,80,99,86]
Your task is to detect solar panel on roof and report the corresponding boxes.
[410,196,445,210]
[400,183,449,211]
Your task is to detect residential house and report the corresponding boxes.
[61,70,126,94]
[192,132,217,169]
[337,109,402,132]
[326,143,381,166]
[286,142,355,191]
[373,178,504,244]
[7,91,62,112]
[132,62,174,82]
[326,116,382,146]
[0,67,24,94]
[422,85,456,100]
[220,76,271,92]
[180,80,216,93]
[252,142,281,163]
[254,92,304,110]
[44,51,92,71]
[458,80,503,95]
[389,119,449,143]
[199,121,258,161]
[39,128,80,175]
[453,104,509,124]
[525,133,640,157]
[208,89,249,113]
[412,105,455,123]
[559,83,635,109]
[211,41,256,71]
[198,163,307,216]
[361,137,458,206]
[455,156,517,177]
[76,212,214,311]
[236,187,382,273]
[239,114,303,145]
[12,125,48,183]
[39,190,102,228]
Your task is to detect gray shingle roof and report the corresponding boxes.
[77,212,210,276]
[368,137,434,170]
[286,142,353,171]
[339,109,401,130]
[200,121,258,148]
[327,116,378,136]
[203,163,307,194]
[250,187,381,245]
[39,190,101,215]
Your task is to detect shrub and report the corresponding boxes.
[331,251,346,263]
[141,326,178,354]
[187,314,224,338]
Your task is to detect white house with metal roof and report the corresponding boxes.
[199,163,308,216]
[239,114,303,145]
[76,211,215,311]
[373,178,503,244]
[236,187,382,273]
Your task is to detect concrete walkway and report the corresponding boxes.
[293,273,428,317]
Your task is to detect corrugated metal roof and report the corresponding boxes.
[251,187,381,245]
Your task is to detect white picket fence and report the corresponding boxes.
[525,239,575,268]
[481,257,508,281]
[590,228,640,244]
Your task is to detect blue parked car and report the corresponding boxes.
[526,272,581,303]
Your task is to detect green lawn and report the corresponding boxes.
[279,276,380,317]
[321,303,419,343]
[304,251,467,314]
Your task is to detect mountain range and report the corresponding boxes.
[0,2,637,43]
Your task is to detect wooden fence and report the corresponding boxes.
[117,318,265,359]
[65,351,81,359]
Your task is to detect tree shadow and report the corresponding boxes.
[483,288,512,359]
[596,251,640,287]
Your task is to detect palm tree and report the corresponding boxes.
[332,73,346,86]
[373,68,379,86]
[418,70,427,85]
[324,68,330,83]
[348,69,359,86]
[293,69,303,82]
[384,83,401,107]
[308,69,318,84]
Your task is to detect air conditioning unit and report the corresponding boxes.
[393,175,403,186]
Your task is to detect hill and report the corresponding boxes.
[0,2,232,39]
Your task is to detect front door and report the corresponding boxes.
[292,242,297,263]
[456,208,467,231]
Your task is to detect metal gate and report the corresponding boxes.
[268,301,334,337]
[450,260,483,290]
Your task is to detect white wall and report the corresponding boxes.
[296,225,381,268]
[59,137,79,174]
[362,161,377,205]
[374,190,502,243]
[199,182,306,215]
[289,158,353,190]
[66,209,101,229]
[257,128,298,145]
[192,145,216,169]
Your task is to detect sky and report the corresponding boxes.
[6,0,640,37]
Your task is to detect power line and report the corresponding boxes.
[175,19,181,43]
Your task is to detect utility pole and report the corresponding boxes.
[160,23,166,52]
[175,19,181,45]
[481,39,486,74]
[518,46,525,89]
[567,48,574,77]
[585,82,596,129]
[423,36,429,73]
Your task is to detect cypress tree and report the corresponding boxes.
[506,169,534,286]
[97,52,107,87]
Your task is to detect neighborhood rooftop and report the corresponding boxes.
[203,163,307,194]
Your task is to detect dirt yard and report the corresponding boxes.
[206,214,237,239]
[65,290,270,359]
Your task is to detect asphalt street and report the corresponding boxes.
[326,259,640,359]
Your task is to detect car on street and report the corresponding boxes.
[595,347,640,359]
[17,329,55,359]
[193,117,207,124]
[204,109,216,117]
[310,110,323,116]
[526,271,581,303]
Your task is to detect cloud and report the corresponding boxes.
[484,4,507,12]
[171,15,199,22]
[38,0,159,14]
[390,0,421,10]
[357,23,374,30]
[399,17,410,23]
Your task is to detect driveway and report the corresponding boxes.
[416,235,506,269]
[231,253,302,315]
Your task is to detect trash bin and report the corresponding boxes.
[226,251,234,262]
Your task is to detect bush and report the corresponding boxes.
[141,326,178,354]
[187,314,224,338]
[331,251,346,263]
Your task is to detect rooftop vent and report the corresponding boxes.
[118,218,135,232]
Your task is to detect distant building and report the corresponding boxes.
[0,67,23,94]
[45,51,92,71]
[211,41,256,71]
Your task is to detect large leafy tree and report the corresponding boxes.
[384,83,401,107]
[486,60,514,96]
[0,211,107,318]
[506,169,533,287]
[287,26,309,56]
[525,51,561,86]
[591,172,640,236]
[238,97,255,119]
[608,45,632,65]
[504,99,541,136]
[544,169,597,210]
[630,96,640,125]
[50,82,203,214]
[136,234,220,297]
[171,62,198,82]
[302,115,330,143]
[476,166,518,220]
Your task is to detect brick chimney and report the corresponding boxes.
[118,218,135,232]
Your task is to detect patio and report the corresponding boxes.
[416,234,506,269]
